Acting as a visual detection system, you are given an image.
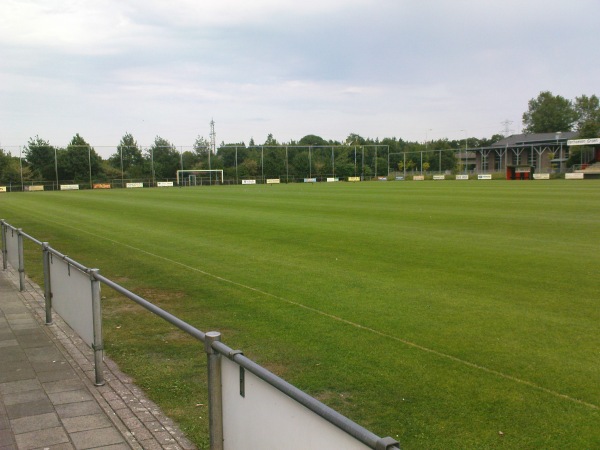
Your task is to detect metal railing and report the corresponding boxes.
[1,219,400,450]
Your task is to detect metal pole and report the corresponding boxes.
[235,146,238,185]
[387,153,390,177]
[205,331,224,450]
[331,146,335,178]
[403,152,406,179]
[90,269,105,386]
[42,243,52,325]
[88,146,92,189]
[180,147,184,186]
[54,147,59,190]
[16,229,25,291]
[120,146,124,187]
[151,147,155,187]
[1,221,7,270]
[284,146,289,182]
[19,147,24,192]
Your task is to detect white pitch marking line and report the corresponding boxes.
[36,217,600,411]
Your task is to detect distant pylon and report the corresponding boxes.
[210,119,216,154]
[501,119,513,136]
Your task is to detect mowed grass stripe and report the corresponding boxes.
[2,181,599,448]
[13,210,599,412]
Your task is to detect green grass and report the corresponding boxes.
[2,181,599,449]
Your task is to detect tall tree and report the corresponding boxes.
[62,134,102,182]
[574,94,600,138]
[298,135,328,146]
[110,133,144,176]
[148,136,180,179]
[23,136,57,180]
[522,91,577,133]
[0,148,29,183]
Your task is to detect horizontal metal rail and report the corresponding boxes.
[211,339,397,449]
[0,220,399,449]
[93,272,206,343]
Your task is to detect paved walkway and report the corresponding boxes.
[0,267,196,450]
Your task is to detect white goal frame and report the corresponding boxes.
[176,169,223,185]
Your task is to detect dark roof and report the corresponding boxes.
[492,132,578,147]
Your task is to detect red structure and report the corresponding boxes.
[506,165,534,180]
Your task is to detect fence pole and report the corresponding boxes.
[1,221,6,270]
[17,228,25,291]
[205,331,224,450]
[42,242,53,325]
[90,269,105,386]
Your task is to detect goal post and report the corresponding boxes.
[176,169,224,185]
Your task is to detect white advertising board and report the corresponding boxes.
[0,186,6,192]
[348,177,361,182]
[157,181,174,187]
[242,179,256,185]
[326,178,339,182]
[126,182,144,188]
[304,178,317,183]
[533,173,550,180]
[456,175,469,180]
[221,358,372,450]
[49,256,94,347]
[413,175,424,181]
[5,227,19,270]
[478,174,492,180]
[266,179,281,184]
[565,173,584,179]
[433,175,445,180]
[567,138,600,146]
[60,184,80,190]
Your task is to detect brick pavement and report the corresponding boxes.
[0,267,196,450]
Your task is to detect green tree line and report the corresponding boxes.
[1,91,598,184]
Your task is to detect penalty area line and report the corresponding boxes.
[39,218,600,411]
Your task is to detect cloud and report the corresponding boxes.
[0,0,599,152]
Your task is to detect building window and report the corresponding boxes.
[529,150,536,168]
[495,157,503,171]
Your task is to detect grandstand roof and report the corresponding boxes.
[492,132,578,147]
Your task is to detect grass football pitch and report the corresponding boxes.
[1,180,599,449]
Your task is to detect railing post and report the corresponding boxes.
[17,228,25,291]
[1,221,6,270]
[42,242,53,325]
[90,268,105,386]
[205,331,224,450]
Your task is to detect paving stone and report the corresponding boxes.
[2,389,47,406]
[36,368,78,383]
[24,347,65,363]
[14,426,69,450]
[5,397,54,420]
[0,427,17,449]
[1,267,195,450]
[48,389,94,406]
[42,378,86,394]
[70,426,125,449]
[62,413,113,433]
[10,412,60,434]
[55,400,102,419]
[0,379,42,396]
[0,347,27,362]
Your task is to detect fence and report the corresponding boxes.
[0,219,400,450]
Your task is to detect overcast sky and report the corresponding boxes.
[1,0,598,157]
